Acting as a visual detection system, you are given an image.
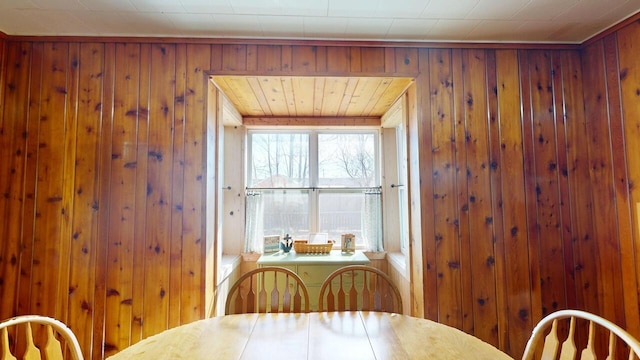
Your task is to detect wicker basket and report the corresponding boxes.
[293,240,333,254]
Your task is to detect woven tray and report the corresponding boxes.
[293,240,333,254]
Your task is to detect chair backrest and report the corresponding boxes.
[0,315,84,360]
[522,309,640,360]
[225,266,310,314]
[318,265,402,314]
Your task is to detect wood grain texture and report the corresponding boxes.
[131,43,151,347]
[0,42,32,319]
[607,20,640,333]
[104,43,140,356]
[582,41,624,325]
[497,49,534,357]
[142,43,175,339]
[210,75,413,118]
[554,50,588,350]
[518,50,544,337]
[552,51,577,312]
[107,312,513,360]
[527,50,566,317]
[1,34,640,360]
[415,48,436,322]
[181,43,210,325]
[405,81,426,319]
[68,42,104,358]
[451,48,474,337]
[602,33,640,336]
[462,49,499,347]
[485,50,508,351]
[429,48,462,329]
[31,42,69,318]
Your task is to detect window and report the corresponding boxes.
[245,130,382,250]
[396,123,409,254]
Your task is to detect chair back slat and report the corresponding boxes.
[225,266,310,314]
[23,323,41,360]
[373,275,384,311]
[348,271,358,310]
[0,315,83,360]
[523,310,640,360]
[270,273,280,312]
[580,320,597,360]
[283,274,292,312]
[605,330,615,360]
[245,276,255,313]
[540,319,560,359]
[337,275,346,310]
[293,283,303,312]
[559,317,577,359]
[41,325,64,360]
[326,282,335,311]
[258,273,268,312]
[361,272,371,310]
[2,327,18,360]
[318,265,403,314]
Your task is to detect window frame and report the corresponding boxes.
[246,128,381,248]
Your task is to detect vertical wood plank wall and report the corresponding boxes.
[1,24,639,360]
[582,20,640,338]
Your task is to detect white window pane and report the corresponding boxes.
[396,124,409,253]
[318,191,364,245]
[318,133,377,187]
[262,189,309,238]
[248,132,309,187]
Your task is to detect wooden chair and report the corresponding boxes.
[0,315,84,360]
[522,309,640,360]
[225,266,310,314]
[318,265,403,314]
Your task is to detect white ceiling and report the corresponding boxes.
[1,0,639,44]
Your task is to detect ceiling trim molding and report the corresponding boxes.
[209,70,419,78]
[581,11,640,47]
[4,34,582,50]
[243,116,381,127]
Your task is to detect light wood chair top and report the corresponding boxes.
[0,315,84,360]
[318,265,403,314]
[522,309,640,360]
[225,266,310,314]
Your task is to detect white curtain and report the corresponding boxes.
[362,188,383,251]
[244,191,264,253]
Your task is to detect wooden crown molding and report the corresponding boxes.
[243,116,381,127]
[4,33,580,50]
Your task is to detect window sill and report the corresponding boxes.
[362,251,387,260]
[218,254,241,285]
[388,252,408,280]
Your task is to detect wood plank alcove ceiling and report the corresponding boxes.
[210,75,414,119]
[1,16,640,360]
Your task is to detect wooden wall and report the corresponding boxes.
[580,20,640,338]
[0,26,639,360]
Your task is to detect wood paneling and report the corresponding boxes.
[69,42,104,358]
[496,50,534,355]
[210,76,413,118]
[462,49,498,346]
[581,42,625,324]
[429,48,462,329]
[597,20,640,333]
[1,32,640,360]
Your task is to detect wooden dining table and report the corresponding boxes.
[107,311,514,360]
